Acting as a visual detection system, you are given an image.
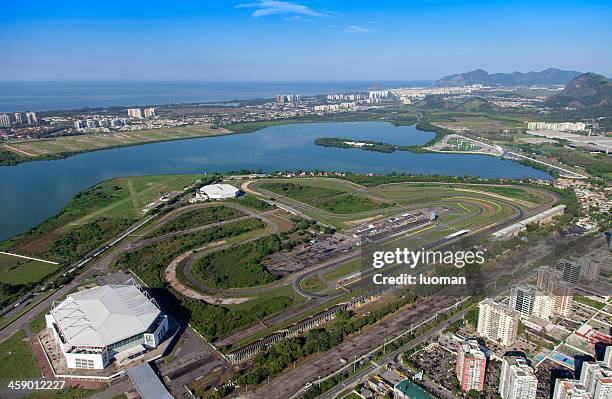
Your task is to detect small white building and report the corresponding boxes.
[45,281,169,370]
[196,183,241,200]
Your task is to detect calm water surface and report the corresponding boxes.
[0,122,550,240]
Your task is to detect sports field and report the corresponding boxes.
[3,126,227,158]
[0,252,59,285]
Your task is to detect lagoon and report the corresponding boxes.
[0,122,550,240]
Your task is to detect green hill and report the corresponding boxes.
[546,72,612,108]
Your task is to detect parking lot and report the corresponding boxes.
[263,232,358,275]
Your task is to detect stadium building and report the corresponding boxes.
[45,281,169,370]
[191,183,241,201]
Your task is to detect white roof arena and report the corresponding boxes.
[51,282,161,348]
[199,183,240,198]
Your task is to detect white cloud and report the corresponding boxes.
[343,25,370,33]
[236,1,328,18]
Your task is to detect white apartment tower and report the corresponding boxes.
[0,113,10,127]
[553,348,612,399]
[127,108,143,118]
[25,111,37,125]
[499,356,538,399]
[477,299,520,346]
[144,108,156,118]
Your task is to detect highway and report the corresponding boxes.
[0,213,158,343]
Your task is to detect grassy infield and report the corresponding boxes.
[0,171,546,389]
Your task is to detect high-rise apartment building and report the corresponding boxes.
[579,259,601,281]
[536,266,573,317]
[25,111,37,125]
[455,340,487,392]
[499,356,538,399]
[127,108,143,118]
[0,113,10,127]
[144,108,156,118]
[14,112,22,124]
[477,299,520,346]
[554,261,581,284]
[510,284,536,318]
[553,348,612,399]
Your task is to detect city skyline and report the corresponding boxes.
[1,0,611,81]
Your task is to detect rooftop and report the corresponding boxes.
[199,183,240,196]
[51,281,161,348]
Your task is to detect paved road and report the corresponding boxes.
[239,297,457,399]
[317,305,470,399]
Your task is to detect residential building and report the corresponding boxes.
[553,349,612,399]
[554,261,582,284]
[74,120,85,129]
[25,111,37,125]
[527,121,587,132]
[127,108,143,118]
[86,119,97,129]
[510,284,536,318]
[536,266,573,317]
[499,355,538,399]
[369,90,389,99]
[533,294,555,320]
[144,108,156,118]
[455,340,487,392]
[0,113,10,127]
[477,299,519,346]
[579,259,601,281]
[14,112,23,124]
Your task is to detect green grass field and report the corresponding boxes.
[192,235,281,288]
[6,126,225,158]
[258,181,390,214]
[0,253,59,285]
[1,174,204,259]
[146,205,245,238]
[0,331,40,379]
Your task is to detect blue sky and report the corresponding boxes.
[0,0,610,81]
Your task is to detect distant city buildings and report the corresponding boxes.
[143,107,156,118]
[314,102,356,113]
[276,94,300,103]
[552,347,612,399]
[368,90,389,99]
[527,121,586,132]
[477,299,520,346]
[455,339,487,392]
[127,108,143,118]
[499,355,538,399]
[326,93,366,101]
[14,112,23,124]
[25,111,37,125]
[0,113,10,127]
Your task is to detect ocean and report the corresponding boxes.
[0,80,429,112]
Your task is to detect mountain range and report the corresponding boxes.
[433,68,582,87]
